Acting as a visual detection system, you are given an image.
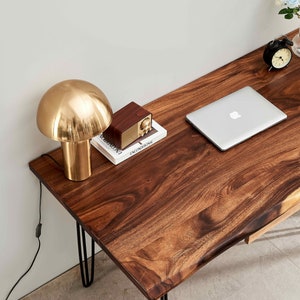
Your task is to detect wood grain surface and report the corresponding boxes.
[29,30,300,300]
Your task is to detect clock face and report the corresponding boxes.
[271,48,292,69]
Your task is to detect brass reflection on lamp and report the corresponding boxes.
[37,79,112,181]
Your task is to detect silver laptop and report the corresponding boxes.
[186,86,287,151]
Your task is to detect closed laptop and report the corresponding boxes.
[186,86,287,151]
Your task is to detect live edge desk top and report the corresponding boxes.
[29,31,300,300]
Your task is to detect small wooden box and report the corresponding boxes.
[103,102,152,149]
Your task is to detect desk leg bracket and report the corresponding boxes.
[76,222,95,287]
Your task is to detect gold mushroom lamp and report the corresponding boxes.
[37,79,112,181]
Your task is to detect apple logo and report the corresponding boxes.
[229,111,242,120]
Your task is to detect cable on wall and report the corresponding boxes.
[5,181,43,300]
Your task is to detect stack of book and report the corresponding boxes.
[91,120,167,165]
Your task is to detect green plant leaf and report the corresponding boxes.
[285,13,294,19]
[278,8,287,14]
[279,8,293,14]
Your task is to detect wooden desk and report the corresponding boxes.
[29,31,300,300]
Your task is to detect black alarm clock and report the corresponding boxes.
[263,37,293,70]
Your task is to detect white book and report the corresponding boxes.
[91,120,167,165]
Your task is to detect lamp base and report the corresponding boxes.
[61,140,91,181]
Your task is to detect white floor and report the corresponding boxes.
[22,211,300,300]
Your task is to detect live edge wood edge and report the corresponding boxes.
[29,29,300,300]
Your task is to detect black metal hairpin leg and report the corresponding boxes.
[76,221,166,297]
[76,222,95,287]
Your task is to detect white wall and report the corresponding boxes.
[1,1,297,299]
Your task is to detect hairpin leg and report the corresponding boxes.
[76,221,167,297]
[76,222,95,287]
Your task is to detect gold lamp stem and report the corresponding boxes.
[61,140,91,181]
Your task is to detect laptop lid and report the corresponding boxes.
[186,86,287,151]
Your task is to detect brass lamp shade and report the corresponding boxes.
[37,79,113,181]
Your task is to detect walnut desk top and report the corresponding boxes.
[29,31,300,300]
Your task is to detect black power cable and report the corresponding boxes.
[5,181,43,300]
[5,153,62,299]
